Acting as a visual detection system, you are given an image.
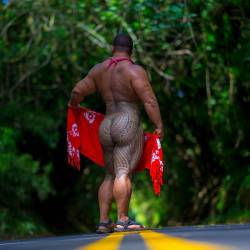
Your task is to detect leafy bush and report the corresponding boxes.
[0,127,54,238]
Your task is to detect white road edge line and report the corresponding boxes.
[0,236,102,246]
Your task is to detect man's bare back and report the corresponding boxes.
[92,58,141,103]
[70,57,163,138]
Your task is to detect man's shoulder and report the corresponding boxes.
[92,59,111,71]
[91,62,102,71]
[89,62,105,75]
[131,63,145,70]
[129,63,147,77]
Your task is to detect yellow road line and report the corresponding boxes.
[78,232,126,250]
[140,230,229,250]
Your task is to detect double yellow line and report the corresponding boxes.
[80,232,124,250]
[80,230,228,250]
[140,231,226,250]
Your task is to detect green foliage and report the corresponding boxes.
[1,0,250,238]
[0,127,54,238]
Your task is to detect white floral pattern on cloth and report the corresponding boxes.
[151,145,164,174]
[151,150,163,165]
[67,135,80,160]
[67,122,80,167]
[156,138,161,149]
[84,111,96,124]
[70,123,80,137]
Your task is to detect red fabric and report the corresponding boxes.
[67,107,164,195]
[107,57,133,68]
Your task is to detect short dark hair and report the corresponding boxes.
[112,33,133,55]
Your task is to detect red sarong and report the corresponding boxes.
[67,107,164,195]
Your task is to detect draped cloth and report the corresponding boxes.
[67,107,164,195]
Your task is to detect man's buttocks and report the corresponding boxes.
[100,101,141,145]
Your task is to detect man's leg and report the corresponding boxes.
[113,174,143,229]
[98,116,115,224]
[113,126,144,228]
[113,174,132,221]
[98,173,114,222]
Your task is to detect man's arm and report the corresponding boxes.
[130,65,164,139]
[68,65,98,108]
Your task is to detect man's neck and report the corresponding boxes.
[112,52,130,59]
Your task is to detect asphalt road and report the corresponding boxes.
[0,224,249,250]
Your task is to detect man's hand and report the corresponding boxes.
[67,102,79,109]
[154,127,164,140]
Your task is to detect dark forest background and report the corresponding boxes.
[1,0,250,239]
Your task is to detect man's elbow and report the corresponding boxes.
[144,98,157,109]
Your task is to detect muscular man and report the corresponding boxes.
[68,33,163,232]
